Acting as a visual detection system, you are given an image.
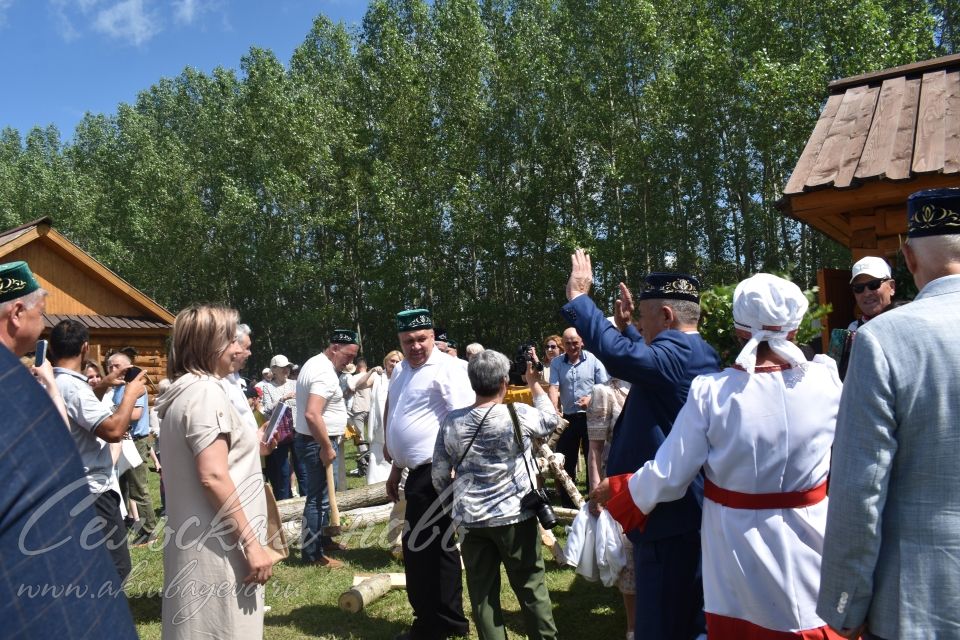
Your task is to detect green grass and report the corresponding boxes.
[129,439,626,639]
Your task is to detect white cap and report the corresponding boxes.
[850,256,891,283]
[261,367,271,376]
[270,354,291,368]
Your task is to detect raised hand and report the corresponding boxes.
[614,281,635,331]
[566,248,594,301]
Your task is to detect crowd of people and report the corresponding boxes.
[1,187,959,640]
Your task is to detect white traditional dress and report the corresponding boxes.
[607,274,844,640]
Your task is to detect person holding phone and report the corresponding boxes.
[50,319,148,584]
[0,261,67,423]
[107,350,157,545]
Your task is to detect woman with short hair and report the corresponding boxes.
[433,349,559,640]
[157,304,273,640]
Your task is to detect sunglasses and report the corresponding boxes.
[851,278,890,294]
[546,344,559,349]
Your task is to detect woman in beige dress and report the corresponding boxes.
[157,305,274,640]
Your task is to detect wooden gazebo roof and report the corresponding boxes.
[780,53,960,258]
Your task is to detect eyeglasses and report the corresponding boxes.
[851,278,891,294]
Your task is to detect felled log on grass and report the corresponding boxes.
[339,573,396,613]
[277,481,389,523]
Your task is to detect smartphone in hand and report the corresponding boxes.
[123,366,143,383]
[34,340,48,367]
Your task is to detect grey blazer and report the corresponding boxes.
[817,274,960,639]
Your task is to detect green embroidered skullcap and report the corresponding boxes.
[331,329,360,345]
[396,308,433,332]
[0,261,40,304]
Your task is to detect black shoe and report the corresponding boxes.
[131,533,152,547]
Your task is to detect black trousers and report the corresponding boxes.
[556,413,589,508]
[402,464,469,639]
[92,490,132,584]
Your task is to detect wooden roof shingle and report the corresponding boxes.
[784,53,960,196]
[43,314,171,331]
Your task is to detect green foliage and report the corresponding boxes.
[0,0,944,370]
[699,277,832,367]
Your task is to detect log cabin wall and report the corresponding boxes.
[0,219,175,405]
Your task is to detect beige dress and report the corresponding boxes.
[158,374,267,640]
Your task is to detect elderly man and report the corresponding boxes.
[384,309,474,640]
[0,260,65,417]
[831,256,898,379]
[818,188,960,640]
[562,249,721,640]
[221,324,258,431]
[0,313,138,638]
[548,326,609,506]
[51,319,147,583]
[848,256,896,330]
[293,329,359,568]
[107,350,156,545]
[596,273,842,639]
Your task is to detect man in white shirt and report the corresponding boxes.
[220,323,258,432]
[384,309,474,640]
[293,329,359,568]
[50,319,146,584]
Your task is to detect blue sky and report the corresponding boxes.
[0,1,370,140]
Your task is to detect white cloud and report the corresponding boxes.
[172,0,220,26]
[91,0,159,46]
[172,0,195,24]
[49,0,82,41]
[0,0,12,28]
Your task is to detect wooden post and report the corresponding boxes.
[323,463,342,536]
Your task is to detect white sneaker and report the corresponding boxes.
[264,604,272,613]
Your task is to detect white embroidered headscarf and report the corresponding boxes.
[733,273,809,374]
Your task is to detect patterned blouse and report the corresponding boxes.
[260,378,296,418]
[432,394,559,528]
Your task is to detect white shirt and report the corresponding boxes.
[221,372,258,432]
[295,351,348,438]
[385,345,474,469]
[54,367,114,494]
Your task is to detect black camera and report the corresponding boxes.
[508,342,544,386]
[520,488,557,530]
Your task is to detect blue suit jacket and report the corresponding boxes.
[0,346,137,639]
[561,295,721,541]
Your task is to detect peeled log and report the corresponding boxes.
[339,573,393,613]
[277,481,389,523]
[536,442,584,508]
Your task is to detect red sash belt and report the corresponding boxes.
[704,477,828,510]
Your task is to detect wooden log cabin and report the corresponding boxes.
[0,217,174,393]
[779,53,960,350]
